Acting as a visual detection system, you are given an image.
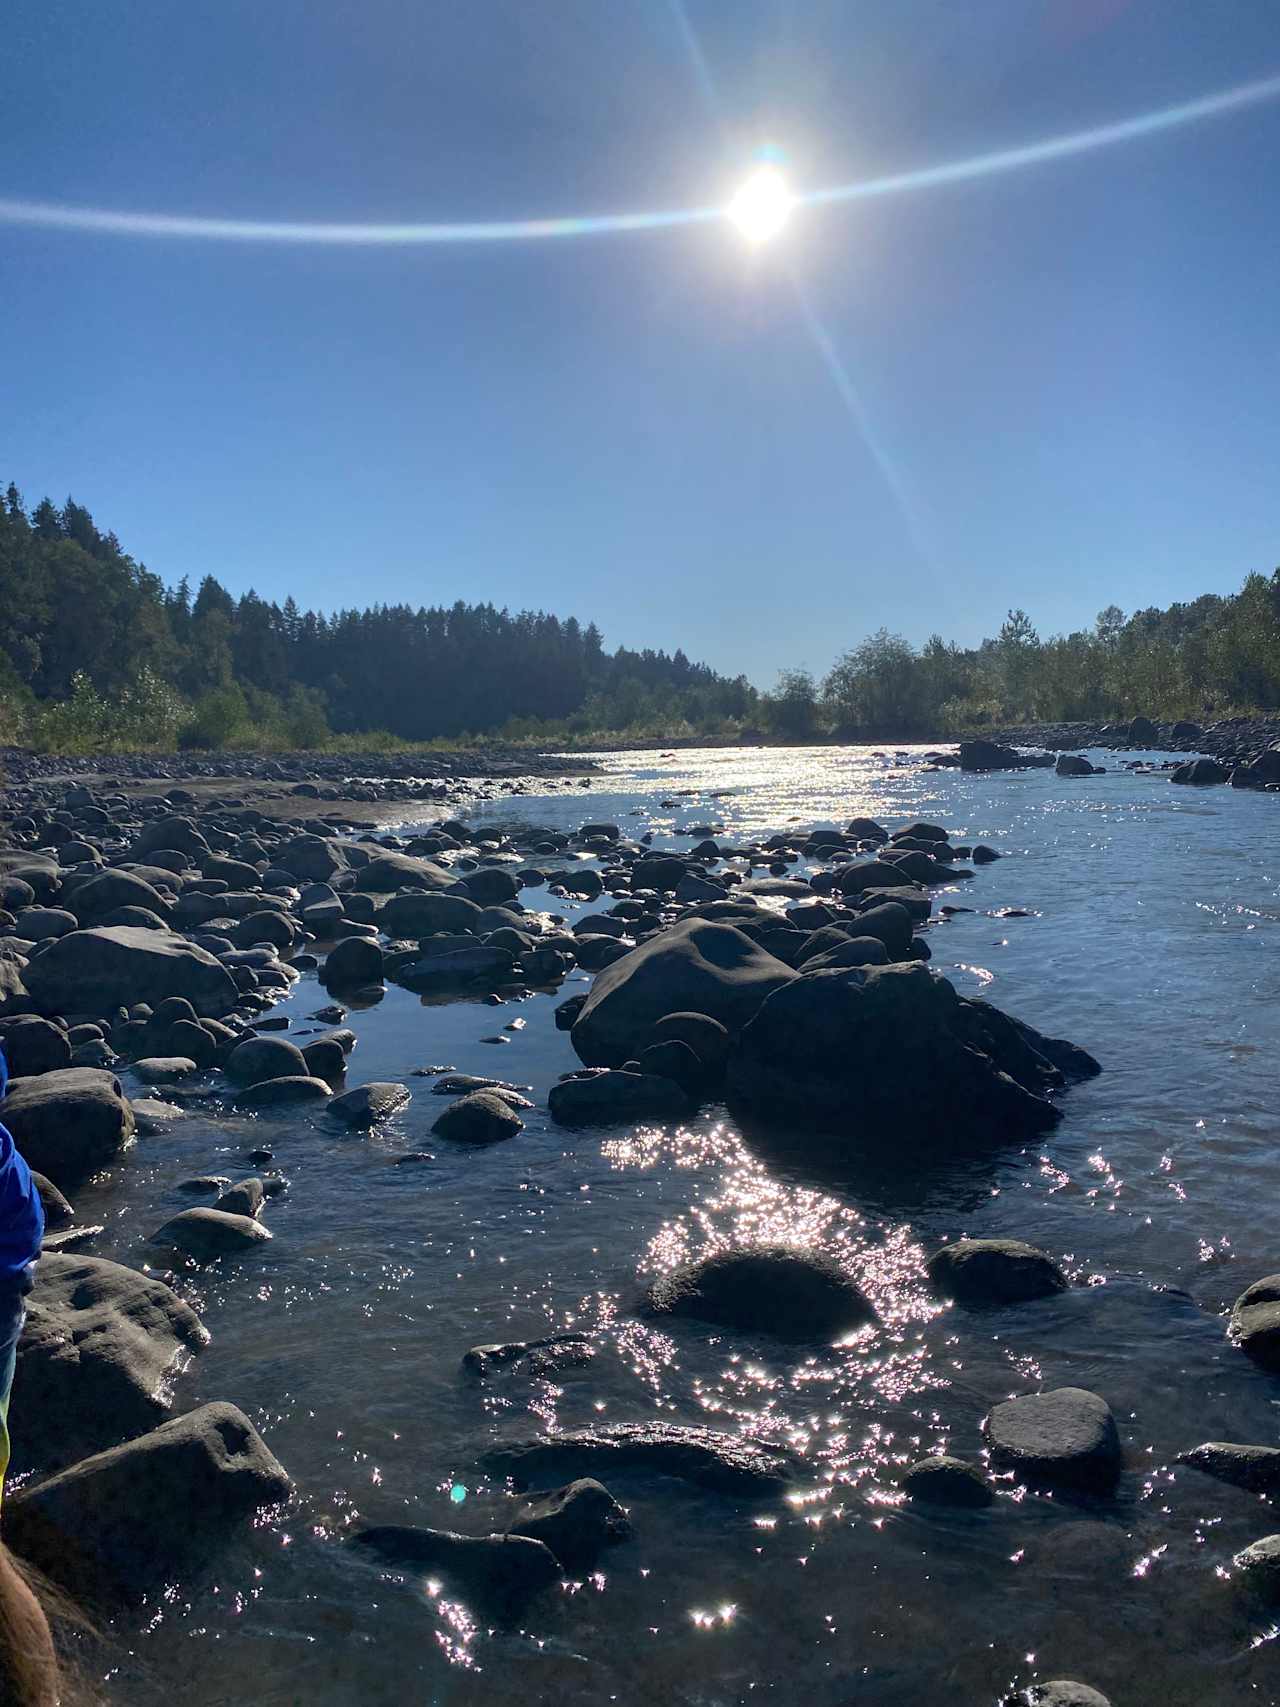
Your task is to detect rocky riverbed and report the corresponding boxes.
[2,742,1280,1704]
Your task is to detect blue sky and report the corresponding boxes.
[3,1,1278,687]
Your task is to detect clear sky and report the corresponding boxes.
[3,1,1279,687]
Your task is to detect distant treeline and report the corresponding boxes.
[1,480,1277,751]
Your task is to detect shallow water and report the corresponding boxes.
[48,744,1280,1705]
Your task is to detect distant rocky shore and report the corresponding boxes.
[985,714,1280,765]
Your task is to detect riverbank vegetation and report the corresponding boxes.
[2,481,1278,752]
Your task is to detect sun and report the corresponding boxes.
[727,166,793,243]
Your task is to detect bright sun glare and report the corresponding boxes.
[727,166,793,243]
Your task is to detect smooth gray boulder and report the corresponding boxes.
[726,963,1068,1144]
[133,1056,199,1083]
[901,1455,994,1508]
[351,1526,559,1604]
[15,1254,207,1473]
[225,1035,309,1085]
[321,935,384,989]
[571,919,795,1067]
[327,1082,411,1126]
[0,1015,71,1077]
[549,1070,690,1127]
[928,1239,1068,1305]
[150,1207,272,1258]
[352,852,455,892]
[23,927,238,1018]
[67,869,172,926]
[213,1178,264,1218]
[31,1171,74,1229]
[1023,1685,1112,1707]
[508,1477,630,1571]
[7,1401,290,1598]
[644,1245,875,1342]
[984,1387,1121,1491]
[380,892,482,936]
[1234,1534,1280,1596]
[0,1067,135,1188]
[487,1422,801,1494]
[233,1075,333,1109]
[432,1090,524,1144]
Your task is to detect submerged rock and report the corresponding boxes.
[901,1455,994,1508]
[1019,1685,1112,1707]
[643,1245,876,1342]
[327,1082,412,1126]
[463,1334,594,1380]
[1233,1534,1280,1595]
[927,1239,1068,1305]
[1230,1274,1280,1368]
[984,1387,1121,1491]
[486,1422,801,1494]
[351,1525,559,1604]
[7,1401,290,1598]
[508,1477,630,1571]
[548,1069,690,1127]
[432,1089,524,1144]
[150,1206,272,1258]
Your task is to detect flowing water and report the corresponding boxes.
[46,745,1280,1706]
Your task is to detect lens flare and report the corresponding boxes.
[728,167,793,243]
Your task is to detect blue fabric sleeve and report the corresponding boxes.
[0,1052,45,1280]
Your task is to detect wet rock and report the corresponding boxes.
[927,1239,1068,1305]
[984,1387,1121,1491]
[213,1178,264,1218]
[177,1175,233,1194]
[972,844,1001,864]
[381,891,483,936]
[1019,1684,1112,1707]
[16,1253,207,1473]
[353,851,455,893]
[571,919,795,1067]
[279,835,346,882]
[726,963,1065,1145]
[149,1206,273,1257]
[548,1069,690,1126]
[637,1037,703,1090]
[644,1245,875,1342]
[397,945,516,991]
[1171,757,1228,785]
[1234,1534,1280,1596]
[130,1096,184,1133]
[1176,1441,1280,1492]
[649,1010,731,1077]
[509,1477,630,1571]
[463,1334,594,1380]
[1055,755,1097,776]
[432,1090,524,1144]
[133,1056,200,1083]
[901,1455,994,1508]
[67,868,172,926]
[302,1037,349,1084]
[233,1074,334,1109]
[487,1422,801,1495]
[1230,1274,1280,1368]
[0,1015,73,1077]
[321,935,384,989]
[0,1066,135,1188]
[7,1401,290,1599]
[327,1082,411,1126]
[959,741,1054,772]
[25,925,239,1019]
[460,867,520,907]
[351,1525,559,1605]
[31,1171,74,1229]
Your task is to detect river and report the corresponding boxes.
[62,744,1280,1706]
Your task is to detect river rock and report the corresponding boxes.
[31,1171,74,1229]
[23,926,238,1019]
[351,1526,559,1604]
[353,852,455,893]
[67,868,172,926]
[486,1422,800,1494]
[459,867,520,907]
[463,1334,594,1380]
[1055,755,1097,777]
[549,1069,690,1126]
[1230,1274,1280,1368]
[1234,1534,1280,1595]
[321,935,384,989]
[380,891,482,936]
[150,1206,273,1257]
[509,1477,630,1571]
[225,1036,309,1085]
[901,1455,994,1508]
[984,1387,1121,1491]
[6,1401,290,1598]
[1176,1441,1280,1491]
[327,1082,411,1126]
[0,1015,71,1077]
[927,1239,1068,1305]
[0,1066,135,1187]
[233,1074,334,1109]
[213,1178,264,1218]
[959,740,1054,772]
[726,963,1064,1144]
[13,907,78,942]
[15,1253,207,1473]
[279,835,346,882]
[432,1089,524,1144]
[1022,1684,1113,1707]
[1171,757,1228,785]
[133,1056,199,1084]
[644,1245,875,1341]
[570,919,794,1067]
[396,945,515,992]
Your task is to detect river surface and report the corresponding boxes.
[52,744,1280,1706]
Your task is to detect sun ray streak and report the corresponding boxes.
[1,72,1277,246]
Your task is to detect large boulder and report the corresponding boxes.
[1230,1274,1280,1368]
[959,741,1053,771]
[432,1090,524,1144]
[353,852,455,893]
[380,892,482,936]
[67,869,172,926]
[508,1478,630,1572]
[1171,758,1228,785]
[321,935,384,989]
[225,1035,309,1085]
[14,1254,207,1473]
[23,927,239,1019]
[0,1015,71,1077]
[548,1069,690,1126]
[726,963,1066,1145]
[1127,715,1158,744]
[570,919,795,1068]
[643,1245,875,1341]
[278,835,346,882]
[927,1238,1068,1305]
[1055,755,1096,777]
[6,1401,290,1598]
[150,1207,272,1258]
[351,1526,558,1607]
[0,1067,135,1187]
